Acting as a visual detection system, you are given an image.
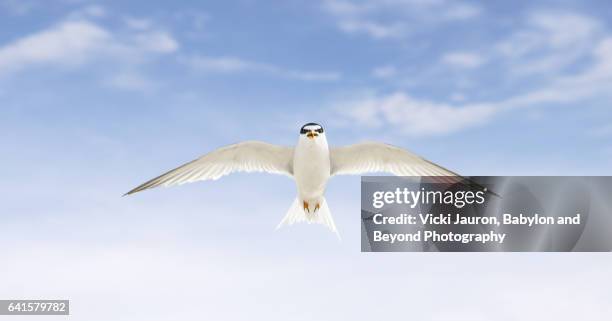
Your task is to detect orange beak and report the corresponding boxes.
[307,131,318,139]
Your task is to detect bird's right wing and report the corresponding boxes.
[330,142,459,177]
[125,141,293,195]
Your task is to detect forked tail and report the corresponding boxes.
[276,197,340,238]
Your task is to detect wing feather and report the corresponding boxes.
[125,141,293,195]
[330,142,459,177]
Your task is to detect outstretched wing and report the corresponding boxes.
[125,141,293,195]
[330,142,458,177]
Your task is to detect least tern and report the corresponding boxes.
[125,123,460,235]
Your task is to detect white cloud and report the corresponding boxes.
[496,12,600,57]
[337,42,612,136]
[339,10,612,137]
[3,238,610,321]
[441,52,486,68]
[528,11,600,49]
[336,32,612,136]
[0,10,179,90]
[338,20,404,39]
[0,20,111,74]
[186,55,341,82]
[335,92,496,136]
[188,56,253,72]
[498,37,612,108]
[287,70,341,81]
[0,20,178,75]
[321,0,482,39]
[131,30,179,53]
[428,11,602,85]
[495,11,601,75]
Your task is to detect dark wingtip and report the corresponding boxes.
[123,188,140,197]
[124,181,153,197]
[459,177,502,199]
[482,186,502,199]
[488,190,502,199]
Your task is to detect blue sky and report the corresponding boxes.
[0,1,611,320]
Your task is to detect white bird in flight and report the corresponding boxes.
[125,123,461,236]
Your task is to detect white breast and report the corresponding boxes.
[293,136,330,201]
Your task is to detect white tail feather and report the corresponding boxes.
[276,197,340,238]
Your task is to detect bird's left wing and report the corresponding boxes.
[125,141,293,195]
[330,142,458,177]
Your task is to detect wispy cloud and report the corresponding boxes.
[495,11,602,75]
[0,20,178,74]
[337,10,612,136]
[185,55,341,82]
[498,36,612,107]
[337,34,612,136]
[441,52,486,68]
[0,20,110,74]
[0,7,179,91]
[333,92,496,136]
[321,0,482,39]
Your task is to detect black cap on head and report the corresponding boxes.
[300,122,324,134]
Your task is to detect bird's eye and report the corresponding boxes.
[300,128,308,134]
[317,128,324,133]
